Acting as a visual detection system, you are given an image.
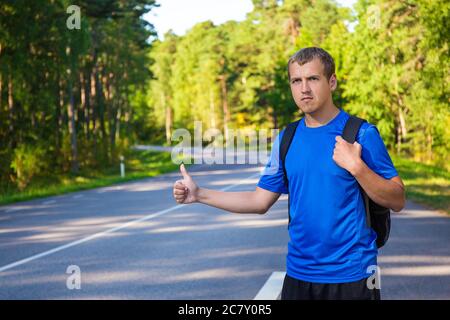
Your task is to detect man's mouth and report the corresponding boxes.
[301,96,313,101]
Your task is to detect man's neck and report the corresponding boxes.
[304,103,340,128]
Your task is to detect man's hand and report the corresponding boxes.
[172,165,281,213]
[173,163,199,204]
[332,136,363,176]
[333,136,405,211]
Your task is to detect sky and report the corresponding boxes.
[145,0,358,39]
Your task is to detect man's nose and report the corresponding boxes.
[301,81,311,93]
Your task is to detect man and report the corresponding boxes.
[172,47,405,300]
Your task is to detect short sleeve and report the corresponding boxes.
[359,125,399,180]
[257,130,289,194]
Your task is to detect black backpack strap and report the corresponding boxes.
[279,120,300,229]
[342,116,371,227]
[280,120,300,184]
[342,115,366,143]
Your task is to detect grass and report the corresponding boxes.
[391,155,450,214]
[0,150,181,206]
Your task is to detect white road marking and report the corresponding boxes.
[5,207,21,213]
[96,186,122,194]
[254,271,285,300]
[42,200,56,205]
[0,171,262,274]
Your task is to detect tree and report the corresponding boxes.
[0,0,158,190]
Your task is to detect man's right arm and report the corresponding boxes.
[197,186,281,214]
[173,164,280,214]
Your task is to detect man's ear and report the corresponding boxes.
[329,74,337,91]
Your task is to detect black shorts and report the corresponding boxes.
[281,274,381,300]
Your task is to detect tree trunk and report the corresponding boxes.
[67,78,79,174]
[80,71,88,138]
[396,120,402,155]
[209,89,216,129]
[161,92,173,145]
[287,16,300,46]
[272,108,278,129]
[96,69,107,161]
[124,84,131,139]
[84,71,91,140]
[106,74,118,159]
[219,74,230,138]
[399,108,407,141]
[0,44,2,115]
[427,131,433,163]
[56,77,64,156]
[165,104,173,145]
[115,101,122,143]
[0,73,2,114]
[8,74,14,144]
[395,96,407,154]
[90,70,97,141]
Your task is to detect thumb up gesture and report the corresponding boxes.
[173,163,199,204]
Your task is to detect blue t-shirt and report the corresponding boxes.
[257,109,398,283]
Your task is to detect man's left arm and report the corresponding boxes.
[333,136,406,212]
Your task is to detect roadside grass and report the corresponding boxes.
[0,150,181,206]
[391,155,450,214]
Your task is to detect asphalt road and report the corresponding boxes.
[0,163,448,299]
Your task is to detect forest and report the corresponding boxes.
[0,0,448,195]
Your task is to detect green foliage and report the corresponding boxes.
[10,144,47,190]
[0,0,157,186]
[392,155,450,214]
[343,0,449,167]
[1,150,179,205]
[145,0,448,169]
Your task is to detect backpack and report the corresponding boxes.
[279,115,391,248]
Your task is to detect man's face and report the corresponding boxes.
[288,58,337,114]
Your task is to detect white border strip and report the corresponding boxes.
[254,271,285,300]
